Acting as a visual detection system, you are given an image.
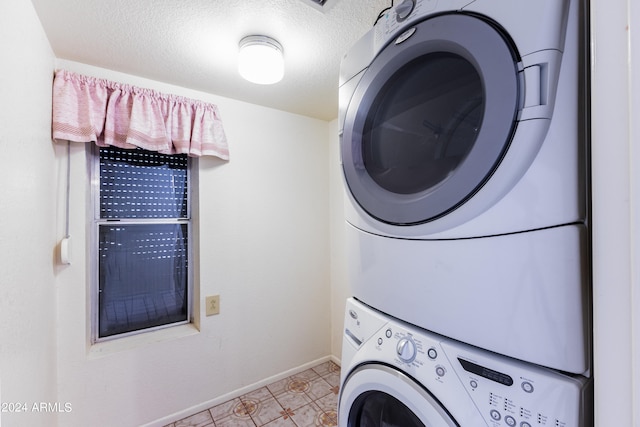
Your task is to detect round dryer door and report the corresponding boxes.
[339,364,457,426]
[342,13,520,225]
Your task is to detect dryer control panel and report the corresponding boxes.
[373,0,470,52]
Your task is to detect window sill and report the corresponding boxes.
[88,323,199,359]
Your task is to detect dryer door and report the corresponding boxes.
[342,13,520,225]
[339,364,458,427]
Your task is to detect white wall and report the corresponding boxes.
[52,61,332,427]
[0,1,58,427]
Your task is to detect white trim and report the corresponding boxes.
[591,0,635,425]
[87,324,199,359]
[629,0,640,424]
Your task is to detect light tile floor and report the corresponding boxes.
[166,361,340,427]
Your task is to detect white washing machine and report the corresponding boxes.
[339,298,593,427]
[338,0,589,373]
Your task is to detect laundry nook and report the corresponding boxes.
[0,0,637,426]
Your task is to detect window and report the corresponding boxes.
[92,146,192,341]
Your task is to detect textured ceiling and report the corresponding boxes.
[30,0,390,121]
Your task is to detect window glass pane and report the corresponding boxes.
[98,223,188,338]
[363,53,484,195]
[99,146,189,219]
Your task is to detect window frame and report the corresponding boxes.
[90,144,194,343]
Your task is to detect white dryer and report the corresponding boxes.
[339,0,589,374]
[339,298,593,427]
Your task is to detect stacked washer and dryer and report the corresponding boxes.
[338,0,592,426]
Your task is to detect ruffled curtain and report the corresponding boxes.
[52,69,229,160]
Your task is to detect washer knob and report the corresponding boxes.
[396,337,417,363]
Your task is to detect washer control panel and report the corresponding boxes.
[358,306,590,426]
[443,338,589,427]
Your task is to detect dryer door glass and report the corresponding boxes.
[364,52,483,195]
[342,14,520,225]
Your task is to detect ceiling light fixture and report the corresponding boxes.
[238,35,284,85]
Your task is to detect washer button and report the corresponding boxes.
[427,348,438,359]
[520,422,532,427]
[521,381,534,393]
[435,365,446,377]
[505,415,516,426]
[386,329,392,338]
[469,380,478,389]
[489,410,501,421]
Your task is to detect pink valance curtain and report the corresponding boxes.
[52,69,229,160]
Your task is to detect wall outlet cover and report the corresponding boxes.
[206,295,220,316]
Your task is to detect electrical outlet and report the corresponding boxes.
[206,295,220,316]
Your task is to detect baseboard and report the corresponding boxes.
[330,354,341,367]
[143,355,340,427]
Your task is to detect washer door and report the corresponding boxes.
[342,13,520,225]
[339,364,458,426]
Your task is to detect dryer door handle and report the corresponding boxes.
[519,49,563,121]
[523,64,543,107]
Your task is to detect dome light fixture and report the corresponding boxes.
[238,35,284,85]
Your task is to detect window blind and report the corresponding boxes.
[99,147,188,219]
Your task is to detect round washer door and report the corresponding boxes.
[339,364,457,426]
[342,13,520,225]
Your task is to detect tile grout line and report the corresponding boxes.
[169,361,340,427]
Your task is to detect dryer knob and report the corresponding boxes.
[395,0,415,21]
[396,337,417,363]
